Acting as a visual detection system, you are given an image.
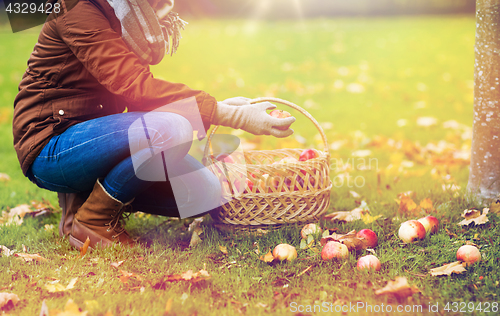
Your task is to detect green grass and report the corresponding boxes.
[1,16,499,315]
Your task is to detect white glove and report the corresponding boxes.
[219,96,251,106]
[213,101,295,138]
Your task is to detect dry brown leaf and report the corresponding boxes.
[219,245,228,254]
[320,230,366,251]
[119,270,142,284]
[429,261,466,276]
[15,253,48,262]
[0,245,14,257]
[189,230,202,247]
[259,248,275,263]
[489,199,500,214]
[45,278,78,293]
[50,299,88,316]
[0,293,19,310]
[0,204,34,226]
[164,269,211,283]
[458,208,489,226]
[398,196,417,215]
[375,277,420,300]
[110,260,125,269]
[80,237,90,257]
[419,198,434,212]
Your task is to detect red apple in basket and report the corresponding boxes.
[244,178,254,193]
[284,175,306,191]
[269,109,292,131]
[299,149,319,161]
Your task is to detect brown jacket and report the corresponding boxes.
[13,0,217,177]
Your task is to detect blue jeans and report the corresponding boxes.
[27,112,222,218]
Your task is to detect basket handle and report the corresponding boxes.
[203,97,329,159]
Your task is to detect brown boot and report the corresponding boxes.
[69,179,135,249]
[57,191,91,237]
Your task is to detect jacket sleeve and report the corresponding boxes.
[56,0,217,133]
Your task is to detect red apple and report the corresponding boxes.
[321,241,349,261]
[417,216,439,235]
[299,149,319,161]
[398,220,426,243]
[456,245,481,266]
[356,255,381,271]
[356,229,378,248]
[269,109,292,130]
[244,178,254,193]
[272,244,297,262]
[300,223,322,239]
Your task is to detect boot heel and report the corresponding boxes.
[69,234,85,250]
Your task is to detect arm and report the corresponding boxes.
[56,0,216,132]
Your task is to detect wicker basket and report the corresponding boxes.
[203,97,332,229]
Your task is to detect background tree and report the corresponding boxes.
[467,0,500,204]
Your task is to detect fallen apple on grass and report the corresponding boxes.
[272,244,297,262]
[357,255,381,271]
[269,109,292,130]
[417,215,439,235]
[321,241,349,261]
[456,245,481,266]
[398,220,426,243]
[301,224,322,239]
[356,229,378,248]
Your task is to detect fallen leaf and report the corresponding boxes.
[320,230,366,251]
[161,269,211,284]
[419,198,434,212]
[119,270,142,284]
[0,293,19,309]
[189,230,202,247]
[429,261,466,276]
[219,245,228,255]
[80,237,90,257]
[15,253,48,262]
[0,245,14,257]
[0,173,10,181]
[50,299,88,316]
[489,199,500,214]
[375,277,420,301]
[45,278,78,293]
[110,260,125,269]
[259,248,275,263]
[458,208,489,226]
[44,224,55,231]
[45,282,66,293]
[360,212,383,224]
[0,204,34,226]
[398,196,418,215]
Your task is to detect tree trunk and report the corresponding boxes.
[467,0,500,204]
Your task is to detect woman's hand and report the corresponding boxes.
[213,101,295,138]
[219,96,251,106]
